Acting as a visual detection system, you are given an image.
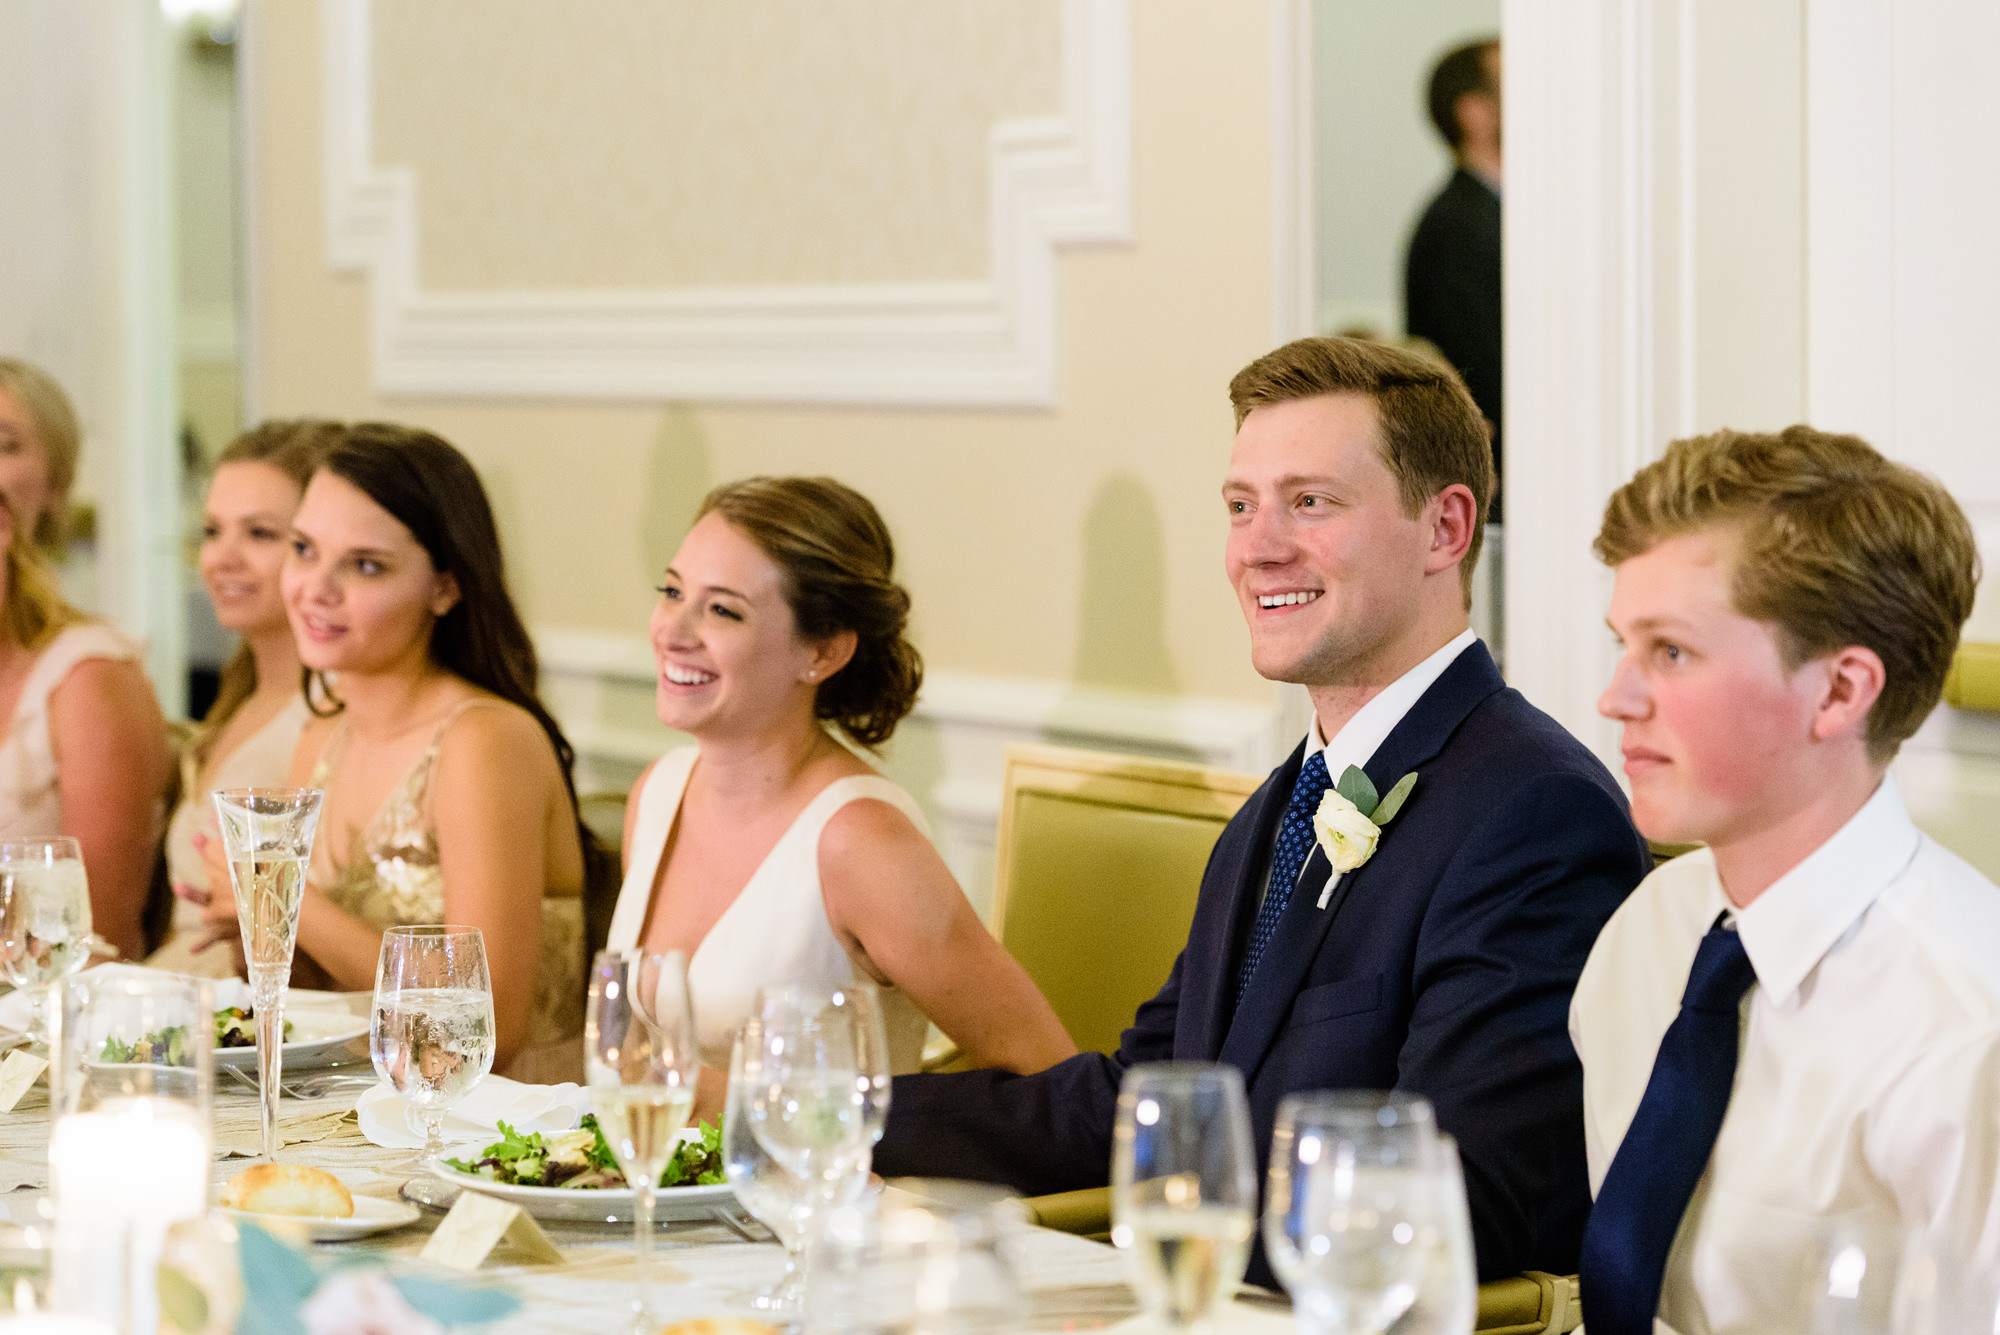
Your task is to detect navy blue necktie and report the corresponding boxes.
[1235,749,1331,1006]
[1578,918,1757,1335]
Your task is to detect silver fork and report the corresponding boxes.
[220,1063,375,1099]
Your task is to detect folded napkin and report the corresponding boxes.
[0,964,251,1033]
[355,1075,590,1150]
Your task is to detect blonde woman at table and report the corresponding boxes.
[152,420,341,977]
[0,364,173,961]
[610,476,1076,1123]
[189,424,594,1080]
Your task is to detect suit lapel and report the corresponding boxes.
[1216,643,1507,1077]
[1185,741,1303,1060]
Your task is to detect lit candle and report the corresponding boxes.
[47,1098,210,1330]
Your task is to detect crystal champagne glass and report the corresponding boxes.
[211,787,323,1161]
[586,949,699,1335]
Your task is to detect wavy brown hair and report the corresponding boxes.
[697,476,923,748]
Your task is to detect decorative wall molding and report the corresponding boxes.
[319,0,1131,407]
[533,626,1286,912]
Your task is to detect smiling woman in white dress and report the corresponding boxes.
[152,420,341,976]
[611,476,1076,1123]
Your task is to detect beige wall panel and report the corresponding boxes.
[249,0,1276,707]
[371,0,1061,290]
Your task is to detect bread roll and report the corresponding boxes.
[220,1164,355,1218]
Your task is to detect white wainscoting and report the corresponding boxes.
[534,627,1287,917]
[319,0,1131,407]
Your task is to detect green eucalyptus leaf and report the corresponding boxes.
[1371,771,1419,827]
[1335,765,1380,816]
[156,1263,209,1334]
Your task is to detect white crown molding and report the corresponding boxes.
[319,0,1131,406]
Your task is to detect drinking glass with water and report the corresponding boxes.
[0,836,90,1045]
[370,924,496,1169]
[1110,1062,1258,1330]
[1263,1090,1457,1335]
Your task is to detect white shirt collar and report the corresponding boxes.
[1308,629,1477,783]
[1729,775,1923,1006]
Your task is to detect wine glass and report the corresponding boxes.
[805,1189,1023,1335]
[725,1017,813,1317]
[211,787,324,1161]
[1262,1090,1442,1335]
[0,836,91,1045]
[585,949,700,1335]
[742,985,881,1218]
[1109,1063,1257,1330]
[1386,1133,1477,1335]
[46,969,214,1332]
[369,925,496,1170]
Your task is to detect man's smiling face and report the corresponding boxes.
[1222,393,1435,689]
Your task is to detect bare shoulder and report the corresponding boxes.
[819,791,935,873]
[437,696,561,775]
[48,655,156,719]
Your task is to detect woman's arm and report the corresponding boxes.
[426,705,576,1068]
[820,799,1077,1074]
[48,657,172,961]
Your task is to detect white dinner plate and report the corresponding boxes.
[424,1157,735,1223]
[214,1009,369,1070]
[217,1192,422,1241]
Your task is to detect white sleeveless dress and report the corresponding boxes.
[0,623,146,837]
[608,745,933,1074]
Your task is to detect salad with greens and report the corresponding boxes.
[99,1006,292,1062]
[444,1116,725,1190]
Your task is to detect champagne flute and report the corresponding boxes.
[586,949,699,1335]
[211,787,323,1161]
[1262,1090,1441,1335]
[370,925,496,1170]
[725,1017,813,1317]
[1110,1063,1258,1330]
[0,836,91,1045]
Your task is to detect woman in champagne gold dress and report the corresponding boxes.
[192,425,595,1079]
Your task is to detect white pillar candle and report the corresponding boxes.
[47,1098,210,1331]
[0,1318,117,1334]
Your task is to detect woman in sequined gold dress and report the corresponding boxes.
[190,424,595,1080]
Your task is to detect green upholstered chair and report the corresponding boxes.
[984,742,1262,1057]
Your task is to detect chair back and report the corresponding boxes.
[991,743,1260,1055]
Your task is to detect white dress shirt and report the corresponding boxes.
[1570,777,2000,1335]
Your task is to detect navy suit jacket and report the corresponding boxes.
[874,643,1647,1288]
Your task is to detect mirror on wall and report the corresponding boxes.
[1312,0,1502,650]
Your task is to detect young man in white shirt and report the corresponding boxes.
[1575,425,1996,1334]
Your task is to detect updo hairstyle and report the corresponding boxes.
[696,476,923,748]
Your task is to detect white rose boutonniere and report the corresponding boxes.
[1312,765,1418,909]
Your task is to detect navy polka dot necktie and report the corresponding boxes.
[1577,918,1757,1334]
[1236,748,1331,1007]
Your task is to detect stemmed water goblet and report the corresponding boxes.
[724,1016,814,1318]
[0,836,91,1046]
[1109,1062,1258,1331]
[586,948,700,1335]
[370,924,496,1170]
[741,982,891,1236]
[1262,1090,1449,1335]
[212,786,323,1161]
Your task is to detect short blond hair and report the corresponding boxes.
[0,360,80,549]
[1229,337,1495,606]
[1596,426,1978,763]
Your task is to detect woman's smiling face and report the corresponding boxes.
[201,460,304,636]
[282,470,459,677]
[648,511,824,740]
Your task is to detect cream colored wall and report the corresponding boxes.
[245,0,1285,900]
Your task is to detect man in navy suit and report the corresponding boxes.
[874,337,1647,1287]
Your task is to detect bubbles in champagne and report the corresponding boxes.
[228,855,307,971]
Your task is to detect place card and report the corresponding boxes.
[0,1049,48,1112]
[419,1192,564,1270]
